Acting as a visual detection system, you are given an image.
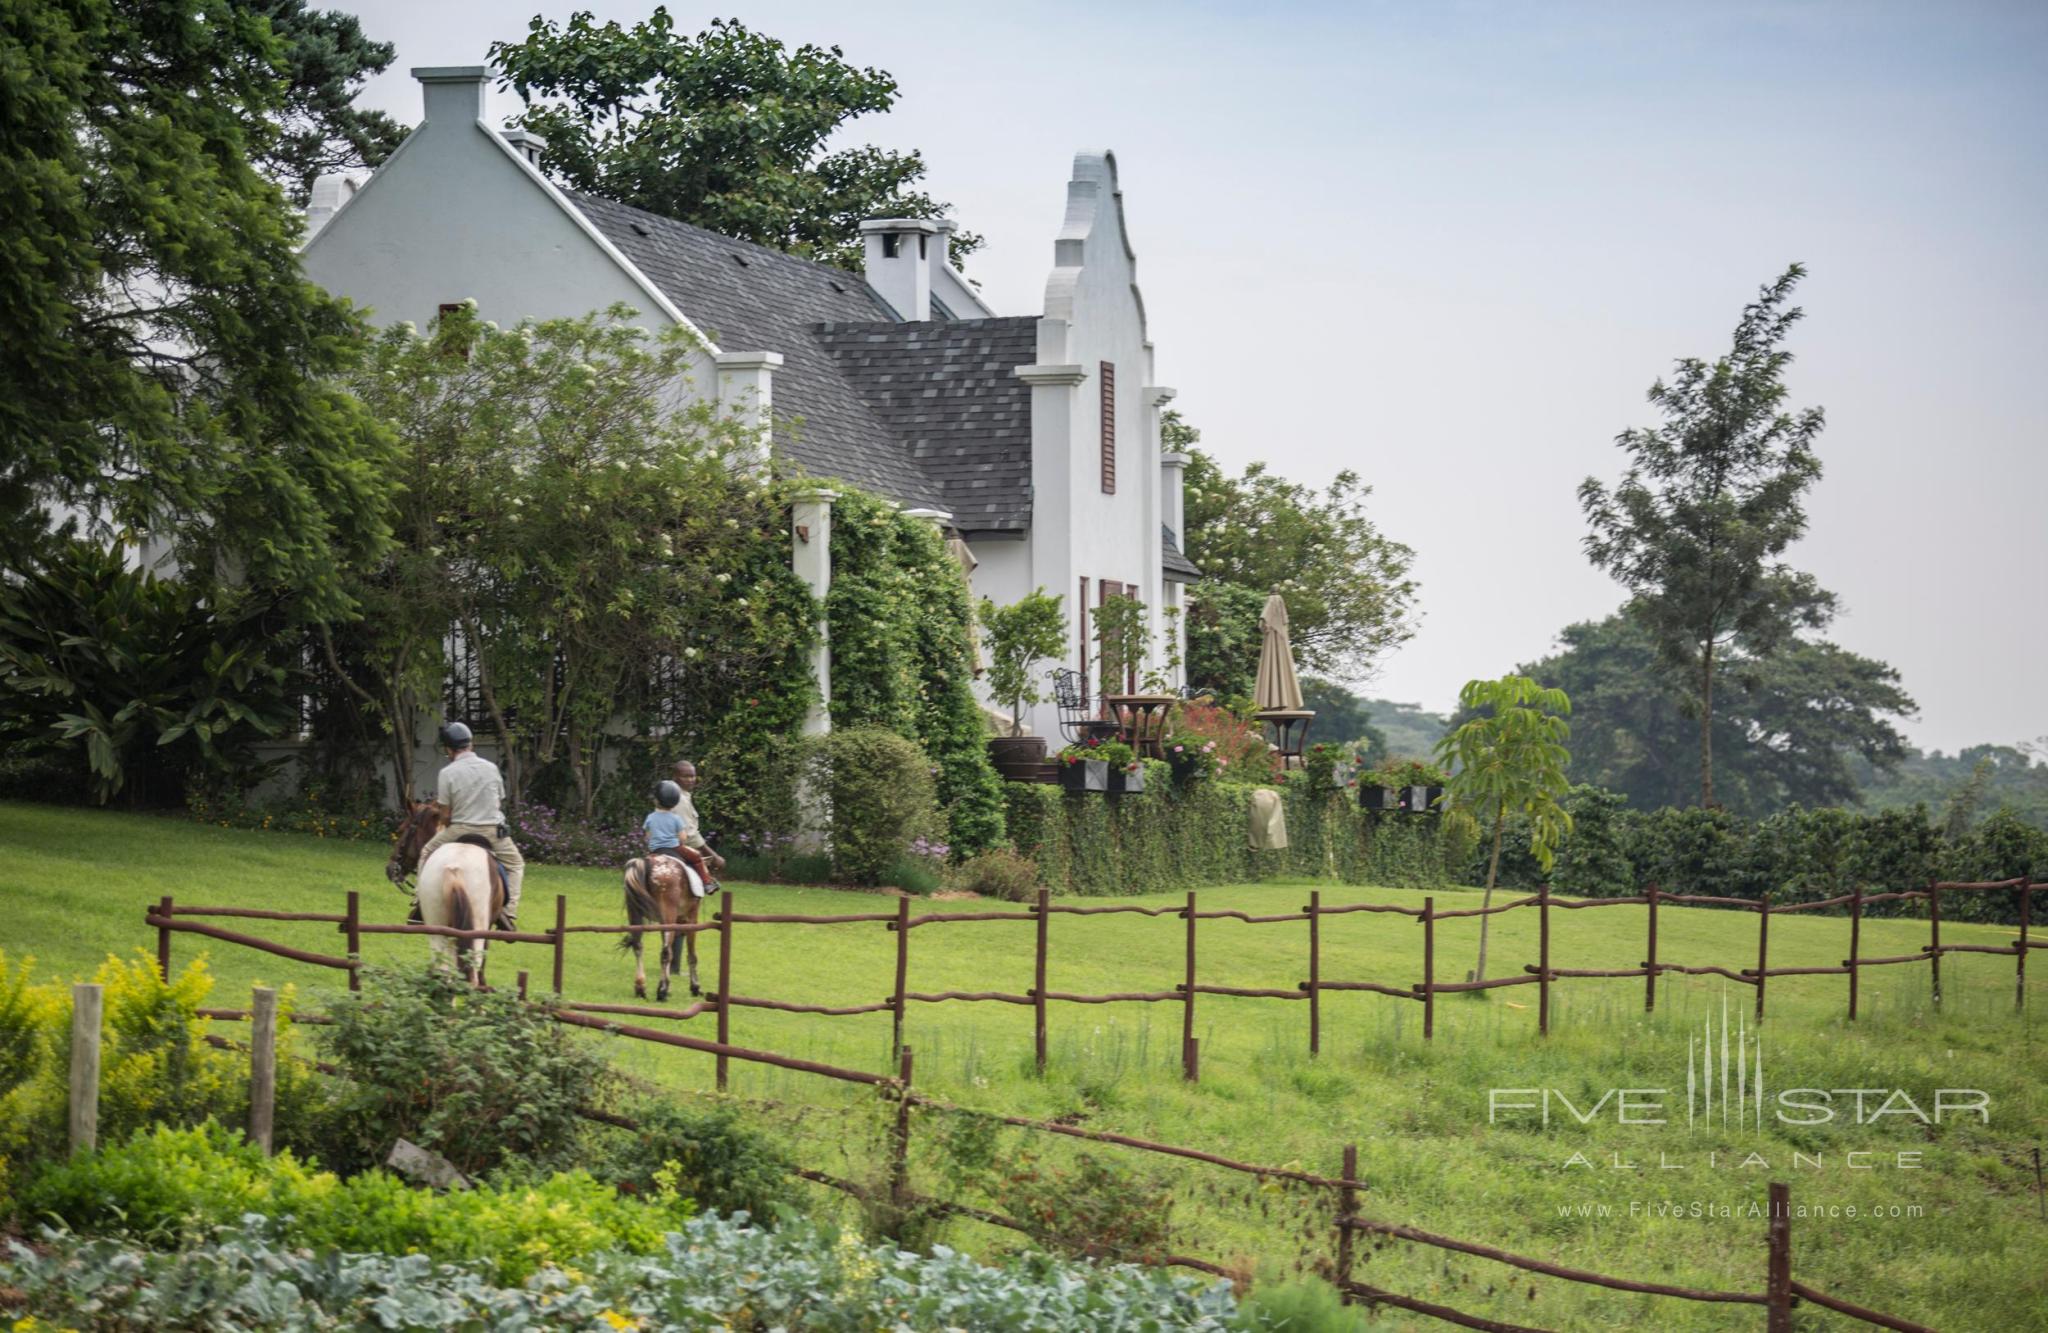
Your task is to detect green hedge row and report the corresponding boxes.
[1005,763,1470,896]
[1476,787,2048,924]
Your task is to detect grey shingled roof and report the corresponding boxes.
[567,192,945,509]
[1163,526,1202,583]
[811,318,1038,534]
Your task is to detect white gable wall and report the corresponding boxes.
[300,68,710,391]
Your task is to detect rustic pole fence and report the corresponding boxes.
[1181,891,1198,1082]
[1306,890,1322,1056]
[1033,887,1049,1073]
[345,890,362,992]
[1334,1142,1357,1285]
[68,982,102,1157]
[551,893,567,996]
[1927,879,1943,1007]
[1766,1180,1793,1331]
[2019,877,2032,1011]
[891,895,911,1063]
[716,891,734,1091]
[1537,883,1551,1036]
[1643,883,1658,1013]
[156,895,173,981]
[1848,886,1864,1020]
[1419,896,1435,1041]
[248,986,277,1154]
[889,1046,915,1213]
[1756,892,1772,1023]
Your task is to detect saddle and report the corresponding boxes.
[650,845,721,898]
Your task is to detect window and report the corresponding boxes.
[1099,361,1116,493]
[1098,579,1135,695]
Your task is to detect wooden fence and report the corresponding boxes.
[80,949,1942,1332]
[151,875,2042,1086]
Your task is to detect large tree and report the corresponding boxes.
[245,0,407,203]
[0,0,397,619]
[1174,412,1417,691]
[490,10,979,272]
[1511,611,1915,815]
[1579,265,1831,807]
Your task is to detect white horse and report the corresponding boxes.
[391,803,502,985]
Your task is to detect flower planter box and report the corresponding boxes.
[1398,785,1444,813]
[1360,786,1399,811]
[987,735,1048,782]
[1108,765,1145,795]
[1059,759,1109,793]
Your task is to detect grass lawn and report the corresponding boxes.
[3,799,2045,1329]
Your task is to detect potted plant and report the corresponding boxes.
[978,589,1068,779]
[1162,730,1218,784]
[1359,758,1448,813]
[1097,741,1144,794]
[1055,739,1111,793]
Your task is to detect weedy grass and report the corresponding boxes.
[4,800,2045,1329]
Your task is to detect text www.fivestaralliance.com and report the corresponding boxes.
[1557,1200,1925,1221]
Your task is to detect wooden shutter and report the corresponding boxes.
[1099,361,1116,493]
[1078,576,1091,699]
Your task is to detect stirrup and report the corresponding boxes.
[406,900,423,925]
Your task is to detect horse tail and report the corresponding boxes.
[621,859,656,955]
[444,864,474,935]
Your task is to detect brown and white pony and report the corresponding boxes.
[621,851,710,1001]
[388,801,502,985]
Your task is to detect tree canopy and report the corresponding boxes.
[246,0,407,203]
[1173,412,1417,694]
[1579,265,1831,807]
[491,10,979,272]
[1505,610,1915,816]
[0,0,398,620]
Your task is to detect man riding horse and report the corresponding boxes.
[410,721,525,930]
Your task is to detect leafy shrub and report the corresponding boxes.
[816,727,938,886]
[506,797,644,867]
[1235,1276,1368,1331]
[1361,757,1449,789]
[957,847,1042,902]
[1172,701,1270,781]
[995,1150,1175,1263]
[1,1213,1245,1332]
[312,966,609,1177]
[590,1098,792,1222]
[16,1122,691,1284]
[186,777,398,842]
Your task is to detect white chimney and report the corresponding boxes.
[412,65,488,125]
[860,218,938,321]
[304,171,366,241]
[927,219,957,300]
[501,128,548,167]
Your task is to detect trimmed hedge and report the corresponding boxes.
[1473,787,2048,923]
[1007,764,1469,896]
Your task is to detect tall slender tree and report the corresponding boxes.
[1579,266,1832,807]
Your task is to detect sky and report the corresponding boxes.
[337,0,2048,755]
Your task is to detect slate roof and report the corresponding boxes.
[1163,526,1202,583]
[567,192,945,509]
[811,318,1038,534]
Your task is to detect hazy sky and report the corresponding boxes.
[339,0,2047,754]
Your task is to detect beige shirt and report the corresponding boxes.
[436,751,506,826]
[675,790,708,851]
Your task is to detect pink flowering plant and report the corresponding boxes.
[1057,738,1137,772]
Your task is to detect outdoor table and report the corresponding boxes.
[1253,708,1315,770]
[1103,692,1177,759]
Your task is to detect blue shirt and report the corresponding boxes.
[644,809,686,850]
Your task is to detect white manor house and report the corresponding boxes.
[300,65,1198,745]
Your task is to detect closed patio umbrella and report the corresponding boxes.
[1254,592,1304,712]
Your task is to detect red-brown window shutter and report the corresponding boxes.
[1099,361,1116,493]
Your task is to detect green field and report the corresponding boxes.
[4,800,2045,1329]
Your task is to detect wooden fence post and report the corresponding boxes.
[551,894,567,997]
[890,1046,915,1212]
[69,982,102,1157]
[1766,1180,1793,1332]
[248,986,277,1154]
[345,890,361,992]
[1306,890,1322,1057]
[1928,879,1942,1008]
[1182,891,1198,1082]
[1538,883,1552,1036]
[1755,894,1771,1024]
[156,896,173,981]
[2018,878,2032,1012]
[891,895,911,1064]
[1846,886,1864,1021]
[716,891,734,1091]
[1033,887,1049,1074]
[1643,884,1659,1014]
[1334,1142,1358,1284]
[1421,897,1435,1042]
[516,970,529,1002]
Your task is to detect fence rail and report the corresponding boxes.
[153,964,1939,1331]
[148,874,2041,1087]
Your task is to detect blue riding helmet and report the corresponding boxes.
[438,720,473,749]
[654,780,683,810]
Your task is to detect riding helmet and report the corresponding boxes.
[438,720,473,749]
[654,780,683,810]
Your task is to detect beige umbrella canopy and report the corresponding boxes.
[1254,592,1304,712]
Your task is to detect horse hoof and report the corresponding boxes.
[690,982,701,998]
[656,984,670,1003]
[634,983,646,999]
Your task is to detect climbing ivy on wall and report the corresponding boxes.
[826,489,1004,855]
